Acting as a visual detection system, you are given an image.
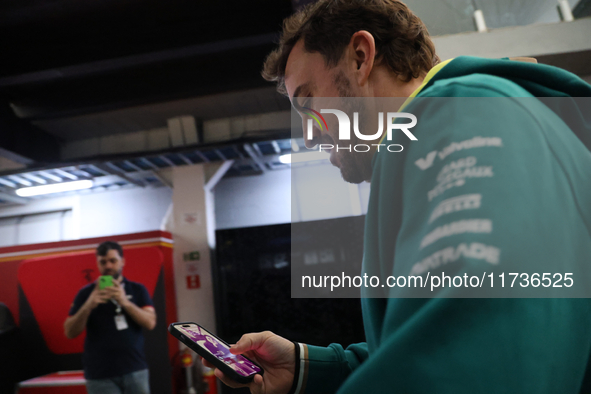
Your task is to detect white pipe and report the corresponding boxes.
[474,9,487,33]
[558,0,574,22]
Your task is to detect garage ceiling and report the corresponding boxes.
[0,0,294,165]
[0,0,586,172]
[30,87,290,141]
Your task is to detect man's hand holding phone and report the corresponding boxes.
[84,282,110,310]
[103,280,129,306]
[84,275,126,310]
[202,331,296,394]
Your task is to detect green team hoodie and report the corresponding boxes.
[291,56,591,393]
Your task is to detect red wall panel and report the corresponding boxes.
[18,247,163,354]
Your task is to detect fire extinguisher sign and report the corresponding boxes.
[186,275,200,289]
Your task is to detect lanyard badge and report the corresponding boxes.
[110,299,127,330]
[114,314,128,330]
[108,282,129,330]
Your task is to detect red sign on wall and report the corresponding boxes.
[186,275,200,289]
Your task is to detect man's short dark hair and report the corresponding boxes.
[96,241,124,258]
[262,0,440,95]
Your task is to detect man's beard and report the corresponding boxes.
[339,148,373,184]
[332,70,373,184]
[104,269,122,279]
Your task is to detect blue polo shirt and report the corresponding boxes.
[69,278,153,379]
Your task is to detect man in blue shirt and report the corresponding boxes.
[64,241,157,394]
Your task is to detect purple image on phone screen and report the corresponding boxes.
[177,324,261,377]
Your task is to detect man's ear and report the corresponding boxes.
[349,31,376,87]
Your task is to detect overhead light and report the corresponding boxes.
[16,180,94,197]
[279,154,291,164]
[279,151,330,164]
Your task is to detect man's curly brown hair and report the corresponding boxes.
[262,0,440,96]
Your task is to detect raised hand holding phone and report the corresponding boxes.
[103,280,128,306]
[84,282,109,310]
[170,323,298,393]
[203,331,296,394]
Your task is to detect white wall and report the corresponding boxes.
[214,161,370,230]
[0,161,369,246]
[214,168,292,229]
[0,186,172,245]
[290,162,370,222]
[77,186,172,238]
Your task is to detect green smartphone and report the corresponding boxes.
[98,275,114,289]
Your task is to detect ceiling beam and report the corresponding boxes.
[0,33,277,88]
[0,103,60,162]
[5,37,279,121]
[95,163,146,188]
[0,130,290,178]
[243,143,267,173]
[205,160,235,192]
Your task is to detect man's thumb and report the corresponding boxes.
[230,331,271,354]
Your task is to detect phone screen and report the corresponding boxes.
[176,324,262,377]
[99,275,113,290]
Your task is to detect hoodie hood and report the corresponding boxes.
[425,56,591,98]
[419,56,591,152]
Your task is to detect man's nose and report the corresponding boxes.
[303,123,322,149]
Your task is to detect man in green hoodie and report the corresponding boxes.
[204,0,591,393]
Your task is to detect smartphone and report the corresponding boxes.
[169,322,263,384]
[98,275,113,289]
